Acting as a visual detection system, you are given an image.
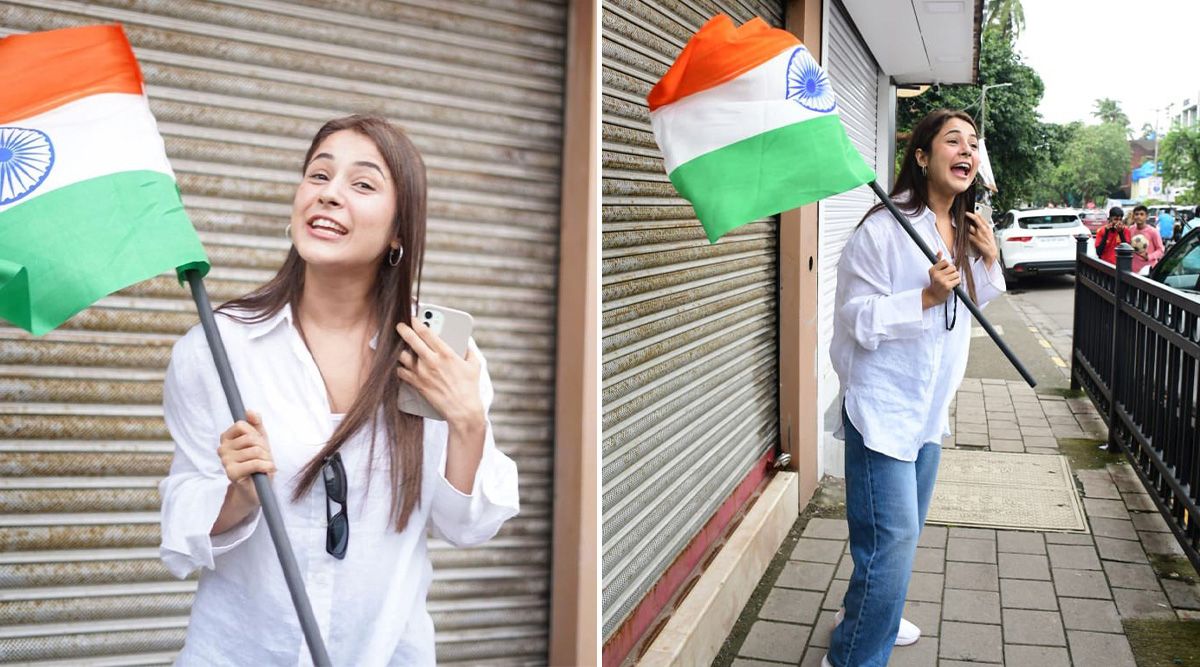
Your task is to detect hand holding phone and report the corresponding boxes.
[396,304,476,421]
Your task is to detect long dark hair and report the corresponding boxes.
[864,108,979,302]
[218,115,428,530]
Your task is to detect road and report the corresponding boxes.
[964,273,1077,392]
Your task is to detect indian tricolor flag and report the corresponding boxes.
[649,15,876,243]
[0,24,208,335]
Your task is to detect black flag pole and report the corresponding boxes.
[183,269,333,666]
[867,181,1037,388]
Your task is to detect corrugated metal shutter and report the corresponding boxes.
[600,0,783,642]
[816,0,878,375]
[0,1,563,664]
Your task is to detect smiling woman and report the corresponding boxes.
[157,115,519,665]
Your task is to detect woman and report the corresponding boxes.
[158,116,519,665]
[823,109,1004,667]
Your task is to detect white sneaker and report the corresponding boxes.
[834,608,921,646]
[821,654,834,667]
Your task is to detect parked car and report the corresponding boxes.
[1080,210,1107,235]
[1149,226,1200,298]
[994,208,1095,282]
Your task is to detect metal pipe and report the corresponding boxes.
[868,181,1037,387]
[183,269,332,666]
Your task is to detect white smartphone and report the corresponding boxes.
[397,303,474,421]
[974,201,993,224]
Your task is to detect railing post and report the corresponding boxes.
[1108,243,1134,453]
[1071,234,1090,392]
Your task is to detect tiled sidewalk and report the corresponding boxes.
[726,381,1200,666]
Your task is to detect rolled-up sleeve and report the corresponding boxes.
[430,341,519,547]
[837,224,932,351]
[158,327,261,578]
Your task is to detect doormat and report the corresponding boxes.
[927,450,1088,532]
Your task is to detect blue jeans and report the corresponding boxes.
[827,408,941,667]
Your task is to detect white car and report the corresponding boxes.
[993,208,1096,282]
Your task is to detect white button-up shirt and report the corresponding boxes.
[831,203,1006,461]
[158,304,519,666]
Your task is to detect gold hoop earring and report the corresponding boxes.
[388,246,403,267]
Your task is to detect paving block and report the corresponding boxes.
[918,524,947,548]
[949,527,996,541]
[1083,497,1130,519]
[1122,493,1158,511]
[1112,587,1175,619]
[957,421,989,434]
[947,537,997,564]
[939,621,1003,662]
[797,650,825,667]
[1141,531,1186,556]
[1094,536,1149,563]
[945,561,999,591]
[943,589,1001,624]
[791,538,844,564]
[732,660,786,667]
[1130,510,1171,533]
[738,620,810,663]
[902,600,941,637]
[1059,597,1123,633]
[954,431,990,446]
[760,588,824,625]
[834,555,853,580]
[1102,561,1161,590]
[887,636,938,667]
[1002,608,1066,646]
[1004,644,1071,667]
[777,561,837,592]
[1067,630,1137,667]
[1025,447,1060,456]
[806,609,838,648]
[998,552,1052,580]
[1044,532,1094,545]
[997,531,1046,555]
[1001,578,1058,610]
[989,438,1025,452]
[1046,544,1102,571]
[912,547,945,574]
[1088,516,1138,540]
[1051,568,1112,600]
[905,572,944,603]
[823,579,848,611]
[802,518,850,540]
[1161,579,1200,610]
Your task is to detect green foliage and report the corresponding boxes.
[1093,98,1131,135]
[896,30,1044,213]
[1160,124,1200,186]
[1052,123,1131,204]
[1140,122,1156,140]
[985,0,1026,40]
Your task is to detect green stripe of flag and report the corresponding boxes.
[0,170,209,335]
[669,115,876,243]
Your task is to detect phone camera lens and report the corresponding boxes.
[424,311,433,319]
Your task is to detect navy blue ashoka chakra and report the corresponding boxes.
[785,48,837,113]
[0,127,55,207]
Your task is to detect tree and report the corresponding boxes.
[1140,123,1156,140]
[985,0,1026,40]
[1160,125,1200,187]
[1092,98,1131,135]
[897,30,1045,212]
[1052,123,1131,204]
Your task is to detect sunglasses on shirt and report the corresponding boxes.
[322,452,349,559]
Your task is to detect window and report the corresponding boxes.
[1017,214,1081,229]
[1153,230,1200,293]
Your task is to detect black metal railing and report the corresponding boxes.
[1072,237,1200,572]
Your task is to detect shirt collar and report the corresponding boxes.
[243,302,381,349]
[245,303,295,340]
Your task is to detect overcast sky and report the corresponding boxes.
[1015,0,1198,132]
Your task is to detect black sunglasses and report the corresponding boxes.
[322,452,349,559]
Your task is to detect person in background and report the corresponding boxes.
[1128,204,1164,274]
[1158,206,1175,242]
[1095,206,1130,264]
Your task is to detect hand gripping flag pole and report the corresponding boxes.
[0,25,332,665]
[867,182,1036,387]
[647,15,1035,387]
[185,270,333,666]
